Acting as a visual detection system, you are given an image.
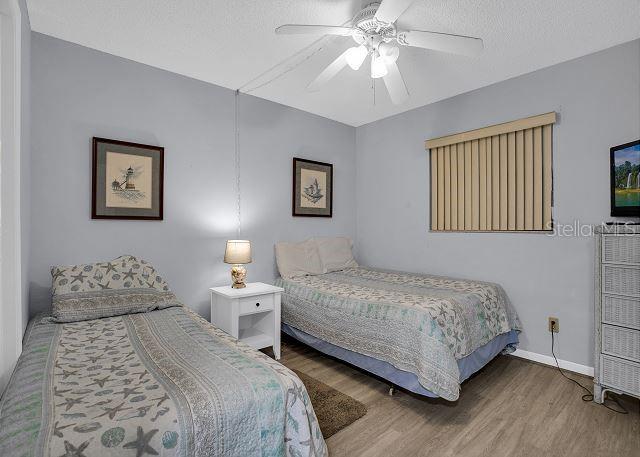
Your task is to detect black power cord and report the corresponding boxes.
[550,329,628,414]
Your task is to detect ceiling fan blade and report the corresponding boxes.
[307,49,350,92]
[275,24,353,36]
[398,30,483,56]
[382,61,409,105]
[374,0,416,24]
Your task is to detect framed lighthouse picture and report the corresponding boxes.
[292,157,333,217]
[92,137,164,220]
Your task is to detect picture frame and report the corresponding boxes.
[292,157,333,217]
[92,137,164,220]
[610,139,640,218]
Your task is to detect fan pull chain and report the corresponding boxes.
[372,77,376,106]
[234,89,241,238]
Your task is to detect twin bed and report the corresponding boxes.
[0,256,326,457]
[275,238,521,401]
[0,241,521,456]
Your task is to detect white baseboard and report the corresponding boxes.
[509,349,594,377]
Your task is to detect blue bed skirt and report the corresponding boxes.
[282,323,519,398]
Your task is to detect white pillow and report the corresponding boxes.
[275,239,325,279]
[313,237,358,272]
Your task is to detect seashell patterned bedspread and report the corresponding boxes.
[276,267,521,401]
[0,306,326,457]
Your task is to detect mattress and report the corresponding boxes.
[0,306,327,457]
[276,266,521,401]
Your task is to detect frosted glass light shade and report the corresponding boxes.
[379,42,399,63]
[345,45,368,70]
[370,52,388,78]
[224,240,252,264]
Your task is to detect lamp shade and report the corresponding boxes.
[224,240,252,264]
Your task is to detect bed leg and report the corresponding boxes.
[388,386,395,396]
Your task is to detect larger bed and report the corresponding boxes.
[0,256,326,457]
[276,265,521,401]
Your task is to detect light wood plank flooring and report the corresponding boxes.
[278,337,640,457]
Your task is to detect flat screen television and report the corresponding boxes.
[610,139,640,217]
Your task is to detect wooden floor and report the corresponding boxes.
[278,337,640,457]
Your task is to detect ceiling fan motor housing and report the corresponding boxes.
[352,2,396,47]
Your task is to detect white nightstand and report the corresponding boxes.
[210,282,284,360]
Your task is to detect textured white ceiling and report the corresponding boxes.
[27,0,640,126]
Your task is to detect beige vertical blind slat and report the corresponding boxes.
[471,140,480,230]
[464,141,472,230]
[491,136,500,230]
[486,137,493,230]
[484,134,493,230]
[533,127,543,230]
[437,147,445,231]
[516,130,525,230]
[543,124,553,230]
[524,129,534,230]
[479,139,487,231]
[451,144,459,230]
[431,150,437,230]
[428,112,555,232]
[444,145,451,230]
[457,143,465,228]
[507,132,516,230]
[499,134,508,230]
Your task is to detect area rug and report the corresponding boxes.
[293,369,367,438]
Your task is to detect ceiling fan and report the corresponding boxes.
[275,0,483,105]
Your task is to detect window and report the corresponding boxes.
[426,112,555,232]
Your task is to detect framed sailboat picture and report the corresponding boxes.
[292,157,333,217]
[92,137,164,220]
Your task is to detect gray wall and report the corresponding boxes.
[30,32,356,319]
[355,39,640,367]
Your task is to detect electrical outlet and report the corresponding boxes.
[548,317,559,333]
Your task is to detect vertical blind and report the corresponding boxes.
[426,112,556,232]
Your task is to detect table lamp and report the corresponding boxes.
[224,240,252,288]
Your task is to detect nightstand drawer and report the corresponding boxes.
[239,294,274,315]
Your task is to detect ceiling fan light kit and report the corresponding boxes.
[345,45,369,70]
[370,51,388,78]
[275,0,484,105]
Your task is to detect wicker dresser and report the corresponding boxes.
[594,225,640,403]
